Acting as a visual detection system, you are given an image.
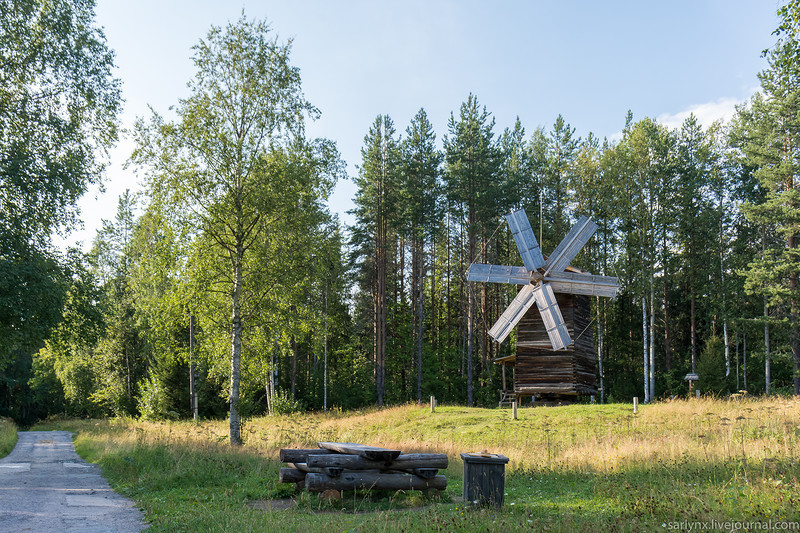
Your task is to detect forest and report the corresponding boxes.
[2,1,799,444]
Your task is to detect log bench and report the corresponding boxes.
[279,442,448,493]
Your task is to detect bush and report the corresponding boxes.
[137,375,173,420]
[270,389,305,415]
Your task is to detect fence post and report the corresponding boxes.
[633,397,639,414]
[512,400,518,420]
[430,395,435,413]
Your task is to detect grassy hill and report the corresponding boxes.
[33,397,800,532]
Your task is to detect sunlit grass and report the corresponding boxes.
[33,397,800,532]
[0,417,17,458]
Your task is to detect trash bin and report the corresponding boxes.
[460,452,509,507]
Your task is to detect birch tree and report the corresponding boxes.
[132,16,338,443]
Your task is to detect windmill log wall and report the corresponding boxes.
[514,293,596,396]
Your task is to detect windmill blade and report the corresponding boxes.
[546,271,620,298]
[544,216,598,275]
[532,281,572,351]
[488,284,538,344]
[467,264,530,285]
[505,209,545,272]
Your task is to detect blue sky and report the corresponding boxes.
[61,0,781,250]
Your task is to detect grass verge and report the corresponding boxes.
[34,397,800,532]
[0,417,18,458]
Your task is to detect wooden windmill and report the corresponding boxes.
[467,209,619,403]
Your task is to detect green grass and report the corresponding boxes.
[33,397,800,532]
[0,417,18,458]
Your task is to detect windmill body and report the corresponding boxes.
[467,209,619,402]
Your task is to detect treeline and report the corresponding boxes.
[349,103,790,409]
[2,3,799,432]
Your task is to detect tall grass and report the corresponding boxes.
[34,397,800,532]
[0,417,18,458]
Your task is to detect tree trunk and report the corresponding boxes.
[375,223,386,407]
[480,282,488,374]
[596,295,604,403]
[230,247,243,445]
[649,276,655,400]
[466,227,476,407]
[415,235,424,402]
[743,331,748,391]
[290,334,298,400]
[790,232,800,396]
[765,297,771,395]
[663,255,671,372]
[690,283,697,374]
[642,297,649,403]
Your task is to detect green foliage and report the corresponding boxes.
[733,0,800,394]
[0,417,17,458]
[0,0,120,421]
[0,0,121,240]
[698,335,730,394]
[130,14,341,441]
[137,375,174,421]
[0,240,69,372]
[268,389,305,415]
[17,2,800,425]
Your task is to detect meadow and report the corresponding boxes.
[15,397,800,532]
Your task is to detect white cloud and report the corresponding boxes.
[609,91,759,143]
[655,96,747,131]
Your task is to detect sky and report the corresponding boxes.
[59,0,781,250]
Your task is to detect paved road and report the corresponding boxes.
[0,431,147,532]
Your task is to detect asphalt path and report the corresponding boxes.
[0,431,147,532]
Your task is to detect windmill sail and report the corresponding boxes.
[544,216,598,275]
[488,284,538,343]
[467,264,530,285]
[532,281,572,350]
[472,209,618,352]
[506,209,545,272]
[546,271,619,298]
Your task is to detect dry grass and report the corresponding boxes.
[57,396,800,472]
[34,397,800,532]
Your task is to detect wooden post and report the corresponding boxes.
[633,397,638,414]
[430,395,435,413]
[512,400,517,420]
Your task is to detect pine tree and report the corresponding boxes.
[352,115,400,407]
[399,109,442,401]
[444,95,501,406]
[734,2,800,395]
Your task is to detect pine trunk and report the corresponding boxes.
[765,297,771,394]
[414,235,424,402]
[466,226,476,407]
